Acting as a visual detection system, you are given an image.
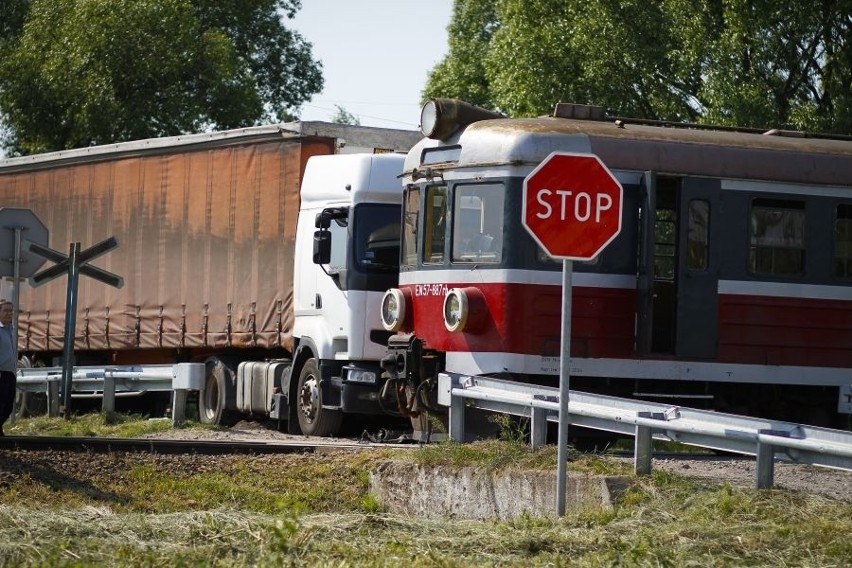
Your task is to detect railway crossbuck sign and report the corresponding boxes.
[522,152,623,260]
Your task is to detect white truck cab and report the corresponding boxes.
[286,152,406,434]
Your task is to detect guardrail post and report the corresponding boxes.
[47,379,60,417]
[172,389,188,427]
[756,438,776,489]
[531,407,547,448]
[102,375,115,414]
[449,393,465,441]
[171,363,204,427]
[635,424,653,475]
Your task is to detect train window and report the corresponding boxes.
[834,203,852,278]
[423,185,448,264]
[654,209,676,280]
[749,198,805,276]
[687,200,710,270]
[401,187,420,267]
[452,183,504,263]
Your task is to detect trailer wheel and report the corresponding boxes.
[14,391,47,419]
[199,357,237,426]
[296,358,342,436]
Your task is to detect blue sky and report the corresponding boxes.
[289,1,454,130]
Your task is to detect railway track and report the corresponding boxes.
[0,434,408,455]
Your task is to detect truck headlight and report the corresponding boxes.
[346,368,377,384]
[381,288,408,331]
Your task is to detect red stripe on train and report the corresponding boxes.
[400,282,635,359]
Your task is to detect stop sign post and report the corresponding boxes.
[522,152,623,516]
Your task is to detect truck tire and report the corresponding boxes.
[296,358,342,437]
[199,357,237,426]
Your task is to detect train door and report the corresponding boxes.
[636,175,720,358]
[675,178,720,358]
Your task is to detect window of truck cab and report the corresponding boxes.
[353,203,400,273]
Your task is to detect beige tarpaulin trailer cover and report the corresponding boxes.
[0,123,417,357]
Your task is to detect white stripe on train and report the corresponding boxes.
[445,352,852,387]
[400,269,852,301]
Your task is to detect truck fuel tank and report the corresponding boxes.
[236,360,291,416]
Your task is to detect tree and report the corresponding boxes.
[423,0,498,108]
[0,0,323,155]
[696,0,852,132]
[0,0,30,51]
[426,0,852,133]
[426,0,703,120]
[331,105,361,126]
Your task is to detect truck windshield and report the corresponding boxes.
[354,204,401,273]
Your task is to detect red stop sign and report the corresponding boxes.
[522,152,623,261]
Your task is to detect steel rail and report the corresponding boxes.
[0,435,400,455]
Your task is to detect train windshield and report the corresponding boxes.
[451,183,504,263]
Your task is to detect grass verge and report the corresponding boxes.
[0,413,849,566]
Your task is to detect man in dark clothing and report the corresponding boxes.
[0,301,16,436]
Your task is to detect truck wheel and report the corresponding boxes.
[199,357,237,426]
[296,358,342,436]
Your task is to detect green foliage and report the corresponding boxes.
[696,0,852,132]
[331,105,361,126]
[423,0,498,107]
[0,0,323,154]
[427,0,852,132]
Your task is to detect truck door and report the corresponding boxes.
[674,177,720,359]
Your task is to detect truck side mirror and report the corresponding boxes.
[313,230,331,264]
[315,210,331,229]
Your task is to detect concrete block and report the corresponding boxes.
[370,462,629,520]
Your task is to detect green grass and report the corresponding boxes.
[0,482,848,567]
[415,439,632,477]
[7,411,187,438]
[1,413,850,566]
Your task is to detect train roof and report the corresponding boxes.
[406,113,852,186]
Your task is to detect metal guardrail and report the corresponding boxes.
[15,363,204,426]
[18,364,179,393]
[437,373,852,489]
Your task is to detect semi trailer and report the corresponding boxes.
[0,121,420,435]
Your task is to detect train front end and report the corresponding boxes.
[377,100,638,428]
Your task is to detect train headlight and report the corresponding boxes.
[420,99,505,140]
[443,287,487,333]
[443,288,468,332]
[381,288,407,332]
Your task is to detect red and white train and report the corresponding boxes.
[379,99,852,429]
